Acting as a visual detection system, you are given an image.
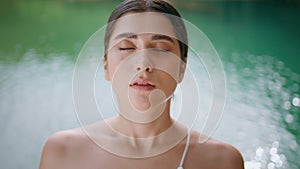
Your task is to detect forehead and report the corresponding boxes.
[110,12,177,41]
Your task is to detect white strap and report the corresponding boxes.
[177,131,191,169]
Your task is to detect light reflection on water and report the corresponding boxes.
[0,50,299,168]
[215,53,300,169]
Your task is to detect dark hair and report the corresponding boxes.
[104,0,188,62]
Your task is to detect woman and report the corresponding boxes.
[39,0,244,168]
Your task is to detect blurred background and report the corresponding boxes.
[0,0,299,168]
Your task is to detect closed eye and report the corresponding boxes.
[119,47,135,50]
[152,48,170,52]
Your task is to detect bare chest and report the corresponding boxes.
[68,144,184,169]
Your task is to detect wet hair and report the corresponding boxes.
[104,0,188,62]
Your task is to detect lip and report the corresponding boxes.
[129,79,156,91]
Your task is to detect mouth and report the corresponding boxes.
[129,80,156,91]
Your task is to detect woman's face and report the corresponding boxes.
[103,12,185,115]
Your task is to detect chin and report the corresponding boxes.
[128,92,149,109]
[131,100,151,112]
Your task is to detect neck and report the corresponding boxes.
[111,101,174,138]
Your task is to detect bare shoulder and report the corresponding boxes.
[44,127,89,149]
[187,131,244,169]
[202,138,244,169]
[39,127,91,169]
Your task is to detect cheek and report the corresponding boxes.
[107,60,119,78]
[158,72,178,96]
[106,52,122,73]
[106,53,133,80]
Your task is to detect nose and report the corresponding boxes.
[135,53,153,72]
[136,62,153,72]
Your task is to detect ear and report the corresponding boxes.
[178,61,186,83]
[102,55,110,81]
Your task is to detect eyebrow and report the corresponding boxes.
[113,33,175,44]
[114,33,137,40]
[151,34,175,44]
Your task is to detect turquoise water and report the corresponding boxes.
[0,0,299,168]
